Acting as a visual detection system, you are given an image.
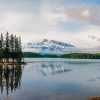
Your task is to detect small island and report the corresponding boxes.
[0,32,25,65]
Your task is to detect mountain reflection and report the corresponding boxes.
[0,64,23,95]
[33,62,72,76]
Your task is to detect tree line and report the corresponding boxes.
[23,52,100,59]
[0,32,23,63]
[61,53,100,59]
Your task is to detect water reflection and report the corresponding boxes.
[0,58,100,100]
[0,64,23,95]
[32,62,72,76]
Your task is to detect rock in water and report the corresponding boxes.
[88,96,100,100]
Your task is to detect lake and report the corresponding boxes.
[0,58,100,100]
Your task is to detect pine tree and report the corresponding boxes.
[10,34,14,62]
[0,33,3,50]
[0,33,4,61]
[14,36,19,62]
[18,37,23,62]
[18,37,21,52]
[4,32,10,62]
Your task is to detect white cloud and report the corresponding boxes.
[0,0,99,48]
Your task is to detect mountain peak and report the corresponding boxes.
[42,39,48,42]
[23,39,77,55]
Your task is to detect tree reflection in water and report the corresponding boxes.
[0,64,23,95]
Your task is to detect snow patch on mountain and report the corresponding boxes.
[23,39,77,55]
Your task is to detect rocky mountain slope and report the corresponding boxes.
[23,39,77,55]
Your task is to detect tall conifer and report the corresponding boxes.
[0,33,4,61]
[10,34,14,62]
[4,32,10,62]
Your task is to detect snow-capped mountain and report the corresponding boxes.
[23,39,77,55]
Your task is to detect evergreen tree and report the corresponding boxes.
[0,33,4,61]
[0,33,3,50]
[10,34,14,62]
[14,36,19,62]
[18,37,23,62]
[4,32,10,62]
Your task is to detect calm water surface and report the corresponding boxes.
[0,58,100,100]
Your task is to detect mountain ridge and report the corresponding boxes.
[23,39,77,55]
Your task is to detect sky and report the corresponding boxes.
[0,0,100,48]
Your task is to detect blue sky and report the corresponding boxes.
[49,0,100,6]
[0,0,100,48]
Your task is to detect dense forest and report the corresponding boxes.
[61,53,100,59]
[23,52,100,59]
[0,32,23,63]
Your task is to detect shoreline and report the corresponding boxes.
[0,62,26,65]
